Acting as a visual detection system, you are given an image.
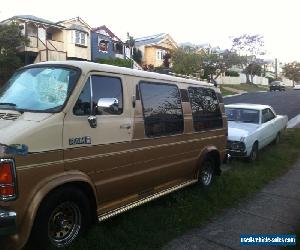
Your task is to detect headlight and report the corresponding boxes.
[227,140,246,151]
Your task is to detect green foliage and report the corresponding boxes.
[95,57,132,68]
[132,48,142,64]
[244,63,262,76]
[282,61,300,86]
[0,23,28,83]
[171,48,203,75]
[231,34,265,83]
[171,48,245,81]
[225,70,240,77]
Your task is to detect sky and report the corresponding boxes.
[1,0,300,62]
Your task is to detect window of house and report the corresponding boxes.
[156,50,163,60]
[73,76,123,116]
[75,31,86,46]
[99,40,109,52]
[139,81,184,137]
[114,42,124,54]
[27,24,38,37]
[188,87,223,131]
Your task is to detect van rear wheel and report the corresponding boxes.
[199,158,215,187]
[30,186,91,248]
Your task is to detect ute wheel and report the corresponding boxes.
[199,158,215,187]
[30,186,91,248]
[274,133,280,145]
[248,143,258,162]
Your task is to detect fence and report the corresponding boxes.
[217,73,269,85]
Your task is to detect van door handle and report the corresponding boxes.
[120,124,131,129]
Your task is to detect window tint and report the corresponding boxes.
[73,79,91,116]
[262,108,275,123]
[188,87,223,131]
[73,75,123,116]
[140,82,184,137]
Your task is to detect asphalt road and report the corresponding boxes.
[224,90,300,120]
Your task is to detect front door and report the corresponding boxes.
[63,73,134,203]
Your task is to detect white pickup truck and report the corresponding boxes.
[225,103,288,161]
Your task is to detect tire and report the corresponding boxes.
[274,133,280,145]
[198,158,215,187]
[248,143,258,162]
[30,186,91,249]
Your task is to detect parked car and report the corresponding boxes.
[225,103,288,161]
[269,81,285,91]
[293,84,300,90]
[0,61,227,249]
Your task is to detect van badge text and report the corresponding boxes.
[69,136,91,145]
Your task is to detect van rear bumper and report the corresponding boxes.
[0,208,17,236]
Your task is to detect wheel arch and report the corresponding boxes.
[17,171,98,249]
[196,146,222,177]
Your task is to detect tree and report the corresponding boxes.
[231,34,265,83]
[244,63,262,82]
[132,48,142,64]
[0,23,28,84]
[171,48,203,75]
[171,47,246,81]
[163,53,171,68]
[282,61,300,87]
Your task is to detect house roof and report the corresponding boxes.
[135,33,166,46]
[65,24,89,33]
[57,17,91,30]
[135,33,178,49]
[92,25,123,43]
[1,15,64,28]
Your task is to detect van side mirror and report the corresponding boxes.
[97,98,119,114]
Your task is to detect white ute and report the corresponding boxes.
[225,103,288,161]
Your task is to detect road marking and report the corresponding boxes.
[287,114,300,128]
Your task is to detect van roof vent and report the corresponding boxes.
[0,113,20,121]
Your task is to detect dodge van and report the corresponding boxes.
[0,61,227,249]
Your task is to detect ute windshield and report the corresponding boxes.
[0,66,80,113]
[225,108,260,124]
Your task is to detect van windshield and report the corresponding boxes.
[0,66,80,113]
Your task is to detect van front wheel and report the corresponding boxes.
[30,186,91,248]
[199,158,215,187]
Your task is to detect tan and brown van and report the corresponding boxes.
[0,61,227,249]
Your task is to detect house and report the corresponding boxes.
[91,25,127,61]
[1,15,67,64]
[134,33,178,67]
[57,17,91,61]
[0,15,91,64]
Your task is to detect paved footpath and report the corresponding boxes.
[163,160,300,250]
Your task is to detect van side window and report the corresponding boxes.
[188,87,223,131]
[73,79,91,116]
[140,81,184,137]
[73,76,123,116]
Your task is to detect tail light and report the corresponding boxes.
[0,159,17,201]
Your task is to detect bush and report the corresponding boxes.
[225,70,240,77]
[95,57,132,68]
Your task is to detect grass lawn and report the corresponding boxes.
[225,84,269,92]
[27,130,300,250]
[219,85,236,96]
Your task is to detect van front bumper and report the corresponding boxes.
[0,208,17,236]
